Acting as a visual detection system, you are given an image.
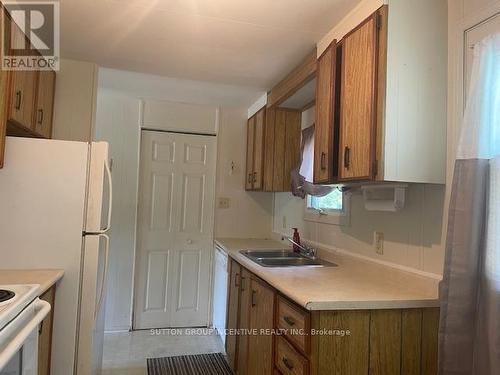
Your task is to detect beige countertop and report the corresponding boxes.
[215,238,440,311]
[0,269,64,295]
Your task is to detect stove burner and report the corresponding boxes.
[0,290,15,303]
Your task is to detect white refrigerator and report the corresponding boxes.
[0,136,112,375]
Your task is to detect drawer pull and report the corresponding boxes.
[283,316,295,326]
[251,290,257,307]
[15,90,22,110]
[344,146,351,169]
[320,151,326,170]
[282,357,294,370]
[234,273,240,288]
[37,109,44,125]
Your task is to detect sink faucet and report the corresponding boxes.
[282,236,318,260]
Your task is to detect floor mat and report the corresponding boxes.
[147,353,233,375]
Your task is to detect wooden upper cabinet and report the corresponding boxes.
[34,70,56,138]
[314,40,338,184]
[9,70,37,131]
[339,14,379,181]
[245,116,256,190]
[252,109,265,190]
[246,106,298,192]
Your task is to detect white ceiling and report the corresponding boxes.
[60,0,360,89]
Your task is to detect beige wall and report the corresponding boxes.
[215,107,273,238]
[52,59,98,142]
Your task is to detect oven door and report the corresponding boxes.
[0,299,51,375]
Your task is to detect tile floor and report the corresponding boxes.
[102,329,225,375]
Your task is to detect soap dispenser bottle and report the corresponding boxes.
[292,228,301,253]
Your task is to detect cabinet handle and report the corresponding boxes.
[253,172,257,183]
[344,146,351,169]
[15,90,22,110]
[320,152,326,170]
[248,173,253,184]
[251,290,257,307]
[282,357,294,370]
[283,316,295,326]
[234,273,240,288]
[37,109,44,125]
[240,276,246,291]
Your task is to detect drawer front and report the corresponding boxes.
[275,336,309,375]
[277,296,310,353]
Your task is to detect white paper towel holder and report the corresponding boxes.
[361,184,407,212]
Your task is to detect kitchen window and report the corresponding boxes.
[304,188,350,225]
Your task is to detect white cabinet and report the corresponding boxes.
[141,99,219,135]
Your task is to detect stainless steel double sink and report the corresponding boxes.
[240,249,337,268]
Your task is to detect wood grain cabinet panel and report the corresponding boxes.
[275,336,309,375]
[277,296,310,354]
[236,268,252,375]
[8,69,37,131]
[34,70,56,138]
[314,40,338,184]
[253,109,265,190]
[245,116,256,190]
[225,260,241,371]
[246,107,300,192]
[38,286,56,375]
[339,14,379,181]
[246,277,275,375]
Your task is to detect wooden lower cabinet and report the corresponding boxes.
[226,260,242,371]
[226,260,439,375]
[38,286,56,375]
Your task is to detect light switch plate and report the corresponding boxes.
[218,197,230,209]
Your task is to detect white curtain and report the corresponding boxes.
[439,33,500,374]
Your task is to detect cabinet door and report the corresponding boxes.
[226,260,241,371]
[34,70,55,138]
[247,278,275,375]
[252,108,265,190]
[9,70,37,130]
[314,40,338,184]
[339,15,378,181]
[236,268,252,375]
[262,108,275,192]
[7,21,36,131]
[245,116,256,190]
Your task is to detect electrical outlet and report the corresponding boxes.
[374,231,384,255]
[218,197,230,209]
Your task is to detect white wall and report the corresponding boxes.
[96,70,272,331]
[95,91,141,331]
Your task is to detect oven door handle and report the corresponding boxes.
[0,299,51,370]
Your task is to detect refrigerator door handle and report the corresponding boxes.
[94,233,110,323]
[99,158,113,234]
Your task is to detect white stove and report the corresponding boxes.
[0,285,40,331]
[0,284,51,375]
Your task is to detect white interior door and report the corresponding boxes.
[134,130,216,329]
